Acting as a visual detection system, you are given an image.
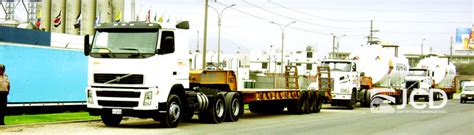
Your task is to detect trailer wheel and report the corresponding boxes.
[447,93,453,100]
[288,92,308,114]
[159,94,182,128]
[360,90,370,107]
[101,114,122,127]
[199,94,226,123]
[315,97,322,113]
[308,93,317,113]
[224,92,243,122]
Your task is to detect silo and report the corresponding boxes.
[97,0,113,23]
[66,0,81,35]
[112,0,124,22]
[40,0,51,31]
[80,0,95,35]
[50,0,66,33]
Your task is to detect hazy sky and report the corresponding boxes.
[3,0,473,58]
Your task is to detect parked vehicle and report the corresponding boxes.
[460,81,474,103]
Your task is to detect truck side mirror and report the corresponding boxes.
[84,34,90,56]
[176,21,189,29]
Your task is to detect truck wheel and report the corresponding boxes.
[224,92,243,122]
[346,91,356,109]
[447,93,453,100]
[159,94,182,128]
[315,96,322,113]
[288,92,308,114]
[360,90,371,107]
[308,93,317,113]
[199,94,226,123]
[101,114,122,127]
[460,99,463,104]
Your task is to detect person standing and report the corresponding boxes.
[0,64,10,125]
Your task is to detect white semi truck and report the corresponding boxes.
[416,56,457,99]
[312,44,409,108]
[83,22,245,128]
[83,21,324,128]
[405,68,435,101]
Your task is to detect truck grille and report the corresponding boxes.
[406,81,419,89]
[96,91,141,98]
[98,100,139,107]
[94,74,144,84]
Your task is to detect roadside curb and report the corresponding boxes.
[0,119,102,129]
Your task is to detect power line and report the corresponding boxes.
[242,0,370,30]
[267,0,470,24]
[216,2,368,37]
[267,0,370,23]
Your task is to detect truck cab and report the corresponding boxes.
[319,60,360,109]
[84,22,192,127]
[406,68,434,101]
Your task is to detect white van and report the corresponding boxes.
[460,81,474,103]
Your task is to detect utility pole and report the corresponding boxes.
[332,34,336,58]
[421,38,425,59]
[196,31,200,52]
[449,36,453,64]
[202,0,209,69]
[369,20,373,44]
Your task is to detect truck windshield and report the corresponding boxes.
[321,62,352,72]
[408,70,427,76]
[90,29,158,58]
[464,86,474,91]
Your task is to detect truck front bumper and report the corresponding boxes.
[88,108,163,118]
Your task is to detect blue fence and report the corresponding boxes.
[0,44,87,103]
[0,26,51,46]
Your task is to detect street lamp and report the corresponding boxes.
[208,4,236,66]
[271,21,296,73]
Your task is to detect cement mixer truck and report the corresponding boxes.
[312,44,409,108]
[416,56,457,99]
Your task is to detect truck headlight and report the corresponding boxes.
[143,91,153,106]
[461,94,466,97]
[87,89,94,104]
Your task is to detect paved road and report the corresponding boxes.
[1,100,473,135]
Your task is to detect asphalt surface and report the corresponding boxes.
[0,99,473,135]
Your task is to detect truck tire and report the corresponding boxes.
[199,94,226,123]
[159,94,182,128]
[224,92,243,122]
[288,92,308,114]
[101,114,122,127]
[447,93,453,100]
[346,91,356,109]
[308,93,317,113]
[360,90,371,107]
[460,99,463,103]
[315,96,322,113]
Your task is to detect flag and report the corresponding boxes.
[166,16,170,23]
[146,9,151,23]
[114,11,121,23]
[74,12,81,29]
[53,10,62,27]
[158,16,163,23]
